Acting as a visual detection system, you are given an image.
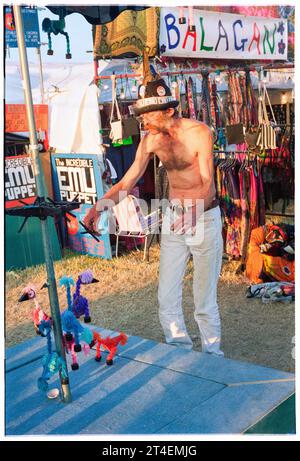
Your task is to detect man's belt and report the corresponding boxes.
[205,198,220,212]
[170,198,220,214]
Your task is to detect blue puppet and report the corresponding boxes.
[37,319,68,393]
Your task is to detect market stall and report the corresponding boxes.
[92,5,294,282]
[6,5,294,274]
[4,4,295,418]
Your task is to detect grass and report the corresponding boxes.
[5,242,295,373]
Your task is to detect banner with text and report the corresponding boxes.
[5,104,48,133]
[159,7,288,60]
[5,155,37,209]
[51,154,112,259]
[5,6,40,48]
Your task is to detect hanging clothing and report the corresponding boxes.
[200,71,211,125]
[238,164,251,265]
[261,134,294,212]
[246,70,258,127]
[224,165,242,258]
[214,155,266,259]
[106,141,143,185]
[185,77,196,120]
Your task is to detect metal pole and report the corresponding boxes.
[93,58,99,84]
[13,5,72,403]
[36,46,45,104]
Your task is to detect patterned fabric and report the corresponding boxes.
[93,7,159,58]
[239,74,248,128]
[227,72,237,124]
[224,166,242,257]
[246,70,258,127]
[246,224,294,283]
[249,163,259,231]
[246,281,294,301]
[200,71,210,125]
[263,254,294,283]
[257,162,266,225]
[186,77,196,120]
[238,167,251,264]
[245,225,266,283]
[208,77,216,128]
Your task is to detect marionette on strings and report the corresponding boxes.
[93,331,128,365]
[72,270,99,323]
[59,275,94,370]
[18,285,52,336]
[62,327,92,370]
[60,275,85,351]
[42,7,72,59]
[37,319,68,393]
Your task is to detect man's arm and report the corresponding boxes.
[196,123,215,211]
[83,136,152,232]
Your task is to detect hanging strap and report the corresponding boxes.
[109,75,121,124]
[257,82,264,125]
[263,82,277,125]
[261,86,270,125]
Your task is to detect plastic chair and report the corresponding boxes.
[111,194,161,261]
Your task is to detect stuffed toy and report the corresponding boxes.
[59,275,75,310]
[62,322,93,371]
[18,285,52,336]
[63,332,90,370]
[93,332,128,365]
[61,310,84,352]
[72,270,98,323]
[59,274,83,351]
[59,274,94,365]
[37,319,68,393]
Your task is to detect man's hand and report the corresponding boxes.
[82,204,102,235]
[170,207,197,235]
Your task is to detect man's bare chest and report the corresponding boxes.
[152,136,197,171]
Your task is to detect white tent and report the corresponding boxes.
[5,61,108,154]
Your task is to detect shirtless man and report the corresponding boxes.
[83,79,224,356]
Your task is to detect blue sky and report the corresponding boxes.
[6,7,93,64]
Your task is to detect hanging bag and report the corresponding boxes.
[226,123,245,145]
[109,75,124,143]
[256,84,277,150]
[122,77,140,137]
[109,75,140,144]
[225,71,245,145]
[245,70,260,149]
[245,126,260,149]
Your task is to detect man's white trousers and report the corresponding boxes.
[158,206,224,356]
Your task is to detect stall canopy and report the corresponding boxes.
[46,5,149,25]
